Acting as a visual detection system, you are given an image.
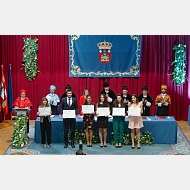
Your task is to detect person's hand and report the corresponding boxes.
[37,112,40,115]
[96,113,99,115]
[81,111,83,114]
[50,111,52,114]
[112,115,115,117]
[62,115,65,119]
[124,99,127,103]
[51,99,54,102]
[140,111,143,114]
[161,100,164,104]
[127,111,129,114]
[142,98,144,102]
[106,94,108,98]
[75,115,76,119]
[105,115,108,117]
[92,112,95,115]
[145,99,147,103]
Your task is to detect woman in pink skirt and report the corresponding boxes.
[127,94,143,149]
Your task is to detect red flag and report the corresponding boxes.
[1,65,8,115]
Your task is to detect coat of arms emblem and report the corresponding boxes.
[97,41,112,64]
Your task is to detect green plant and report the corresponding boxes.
[12,115,29,149]
[110,130,154,146]
[21,37,40,81]
[168,43,188,86]
[66,129,98,144]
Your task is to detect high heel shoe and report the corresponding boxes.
[131,146,135,149]
[100,145,103,148]
[104,145,107,147]
[137,146,140,149]
[115,145,118,148]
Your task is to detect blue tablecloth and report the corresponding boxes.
[34,115,177,144]
[188,106,190,125]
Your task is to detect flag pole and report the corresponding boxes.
[10,64,12,122]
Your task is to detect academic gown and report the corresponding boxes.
[100,89,116,114]
[46,93,60,115]
[138,94,153,116]
[121,94,132,115]
[155,94,171,116]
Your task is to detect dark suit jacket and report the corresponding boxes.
[60,97,78,116]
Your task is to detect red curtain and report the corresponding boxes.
[0,35,190,122]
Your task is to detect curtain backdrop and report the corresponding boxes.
[0,35,190,123]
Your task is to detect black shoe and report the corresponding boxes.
[137,146,140,149]
[64,144,68,148]
[115,145,118,148]
[89,145,92,147]
[71,144,75,148]
[104,145,107,147]
[131,146,135,149]
[119,145,122,148]
[27,135,30,139]
[100,145,103,148]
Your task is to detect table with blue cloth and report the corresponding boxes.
[188,105,190,125]
[34,115,177,144]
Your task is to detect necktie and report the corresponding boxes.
[69,98,71,107]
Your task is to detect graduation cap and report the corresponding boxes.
[142,86,148,91]
[103,82,109,87]
[122,86,128,90]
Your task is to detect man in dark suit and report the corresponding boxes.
[100,82,116,114]
[60,89,78,148]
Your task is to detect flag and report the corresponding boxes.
[8,64,13,113]
[1,65,8,115]
[69,35,142,77]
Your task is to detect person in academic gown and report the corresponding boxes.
[100,82,116,114]
[155,84,171,116]
[138,86,153,116]
[12,89,33,138]
[121,86,131,115]
[46,85,60,115]
[61,84,76,100]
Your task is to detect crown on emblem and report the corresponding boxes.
[97,41,112,50]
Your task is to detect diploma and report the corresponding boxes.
[39,107,51,116]
[63,110,75,118]
[128,107,141,116]
[97,107,109,116]
[82,105,94,114]
[112,107,125,116]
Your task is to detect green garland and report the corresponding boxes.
[67,129,99,144]
[169,44,188,86]
[21,37,40,81]
[12,115,28,149]
[110,130,154,145]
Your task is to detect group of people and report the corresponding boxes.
[12,82,171,150]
